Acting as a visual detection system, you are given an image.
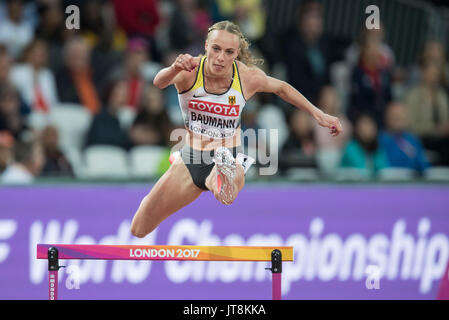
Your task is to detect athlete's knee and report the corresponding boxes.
[130,223,148,238]
[130,215,155,238]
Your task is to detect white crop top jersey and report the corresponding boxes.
[177,56,246,139]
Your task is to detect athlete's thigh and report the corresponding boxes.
[137,156,204,223]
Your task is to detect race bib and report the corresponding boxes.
[188,100,240,139]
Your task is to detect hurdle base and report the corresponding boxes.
[265,249,282,300]
[48,247,63,300]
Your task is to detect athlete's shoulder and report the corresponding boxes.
[235,60,259,73]
[234,61,270,99]
[235,61,266,82]
[236,61,268,90]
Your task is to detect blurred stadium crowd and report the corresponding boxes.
[0,0,449,183]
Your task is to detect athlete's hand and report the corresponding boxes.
[172,54,199,72]
[315,111,343,137]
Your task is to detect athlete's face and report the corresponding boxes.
[205,30,240,76]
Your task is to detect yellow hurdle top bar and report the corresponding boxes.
[36,244,294,261]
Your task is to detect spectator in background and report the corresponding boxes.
[55,36,102,114]
[240,100,264,154]
[0,139,44,184]
[379,102,429,174]
[314,86,352,149]
[0,45,11,87]
[99,0,128,52]
[123,38,149,108]
[113,0,161,62]
[91,29,126,100]
[129,84,173,147]
[407,40,449,91]
[340,114,389,177]
[0,84,28,140]
[347,41,392,129]
[0,0,33,58]
[168,0,196,51]
[0,44,30,116]
[280,0,330,104]
[80,0,127,52]
[10,39,59,114]
[314,86,351,176]
[215,0,266,42]
[90,1,127,96]
[108,38,149,110]
[85,80,131,150]
[404,61,449,166]
[35,1,66,73]
[40,125,74,177]
[345,23,395,72]
[35,1,65,45]
[280,109,318,172]
[169,0,213,55]
[255,92,288,152]
[346,23,405,101]
[236,0,266,42]
[160,50,185,125]
[0,131,14,174]
[241,100,261,132]
[80,0,105,47]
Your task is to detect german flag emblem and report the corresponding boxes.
[228,96,236,105]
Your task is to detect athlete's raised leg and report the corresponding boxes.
[130,156,203,238]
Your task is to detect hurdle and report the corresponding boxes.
[36,244,294,300]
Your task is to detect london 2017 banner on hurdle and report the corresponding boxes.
[1,185,449,300]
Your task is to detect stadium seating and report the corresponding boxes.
[329,61,350,111]
[49,103,92,152]
[284,168,320,181]
[128,145,168,179]
[333,168,371,182]
[25,111,50,131]
[424,166,449,182]
[117,107,137,130]
[316,149,342,178]
[63,146,83,177]
[257,104,289,149]
[80,145,129,179]
[378,167,416,182]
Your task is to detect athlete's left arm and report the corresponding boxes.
[250,68,343,136]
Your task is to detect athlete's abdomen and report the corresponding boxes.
[185,126,242,150]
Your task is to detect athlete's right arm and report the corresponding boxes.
[153,54,199,90]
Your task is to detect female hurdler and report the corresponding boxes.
[131,21,342,238]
